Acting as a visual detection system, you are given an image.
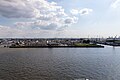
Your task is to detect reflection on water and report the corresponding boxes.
[0,46,120,80]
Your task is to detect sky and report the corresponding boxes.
[0,0,120,38]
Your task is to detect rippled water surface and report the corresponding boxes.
[0,46,120,80]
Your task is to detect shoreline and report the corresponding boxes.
[9,45,104,48]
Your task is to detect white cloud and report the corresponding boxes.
[0,0,67,19]
[79,8,93,15]
[70,8,93,16]
[111,0,120,8]
[0,25,21,37]
[0,25,56,38]
[0,0,95,38]
[70,9,79,15]
[0,0,39,18]
[15,21,58,30]
[15,16,78,31]
[64,17,78,24]
[0,0,78,31]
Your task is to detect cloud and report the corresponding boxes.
[0,0,67,18]
[0,0,39,18]
[64,17,78,24]
[15,16,78,31]
[0,25,56,38]
[0,0,79,31]
[0,25,21,37]
[70,8,93,16]
[70,9,79,15]
[79,8,93,15]
[111,0,120,8]
[47,0,63,2]
[15,21,58,30]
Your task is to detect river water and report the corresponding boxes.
[0,46,120,80]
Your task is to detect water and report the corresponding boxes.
[0,46,120,80]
